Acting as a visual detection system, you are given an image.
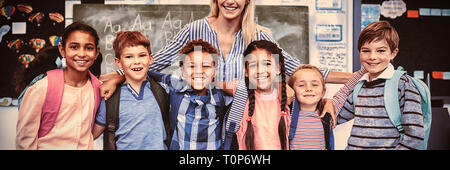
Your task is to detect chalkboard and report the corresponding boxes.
[359,0,450,97]
[73,4,308,74]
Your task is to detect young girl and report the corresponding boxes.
[235,40,290,150]
[15,22,102,150]
[288,65,333,150]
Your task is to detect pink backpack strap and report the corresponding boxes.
[38,69,102,138]
[87,70,101,128]
[39,69,64,138]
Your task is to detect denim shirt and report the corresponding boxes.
[148,71,233,150]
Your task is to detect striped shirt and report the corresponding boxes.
[148,71,233,150]
[337,75,425,150]
[149,17,301,82]
[332,67,367,115]
[290,111,326,150]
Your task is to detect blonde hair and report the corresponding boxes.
[288,64,325,89]
[209,0,271,45]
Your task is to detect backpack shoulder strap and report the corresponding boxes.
[289,96,300,140]
[352,80,365,109]
[39,69,65,138]
[404,74,432,150]
[103,83,122,150]
[384,67,407,134]
[148,78,171,147]
[223,81,247,150]
[88,70,101,120]
[17,73,46,110]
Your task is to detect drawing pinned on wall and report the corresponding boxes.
[420,8,431,16]
[444,72,450,80]
[442,9,450,16]
[315,24,342,42]
[316,0,342,11]
[12,22,26,34]
[29,38,45,53]
[28,12,44,27]
[414,70,424,80]
[407,10,419,18]
[430,8,442,16]
[7,38,22,53]
[18,54,35,68]
[380,0,406,19]
[0,24,10,43]
[0,6,15,20]
[361,4,380,30]
[17,4,33,16]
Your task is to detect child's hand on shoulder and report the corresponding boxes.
[320,98,337,128]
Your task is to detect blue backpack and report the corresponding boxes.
[352,66,432,150]
[289,95,334,150]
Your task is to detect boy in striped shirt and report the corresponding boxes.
[337,21,424,150]
[148,39,232,150]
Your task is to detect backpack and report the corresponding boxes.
[222,81,247,150]
[352,66,432,150]
[289,95,334,150]
[18,69,101,138]
[103,77,170,150]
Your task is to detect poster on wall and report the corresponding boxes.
[259,0,353,72]
[309,0,353,73]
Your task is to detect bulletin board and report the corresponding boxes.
[357,0,450,97]
[0,0,65,98]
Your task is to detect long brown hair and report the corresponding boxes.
[243,40,288,150]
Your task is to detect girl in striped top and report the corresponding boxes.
[288,65,331,150]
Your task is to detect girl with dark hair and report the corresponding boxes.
[14,46,103,109]
[235,40,290,150]
[15,21,102,150]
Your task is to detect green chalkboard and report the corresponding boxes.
[73,4,309,74]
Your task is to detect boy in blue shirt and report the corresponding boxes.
[148,39,233,150]
[92,31,169,150]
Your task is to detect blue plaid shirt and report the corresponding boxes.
[148,71,233,150]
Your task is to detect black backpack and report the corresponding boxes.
[103,78,170,150]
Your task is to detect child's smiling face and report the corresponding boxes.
[245,48,280,94]
[360,39,398,81]
[181,51,216,96]
[291,69,325,110]
[59,30,99,73]
[115,45,152,84]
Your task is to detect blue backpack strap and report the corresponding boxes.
[17,73,46,110]
[289,96,300,140]
[404,74,432,150]
[384,67,407,137]
[329,128,334,150]
[352,80,365,109]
